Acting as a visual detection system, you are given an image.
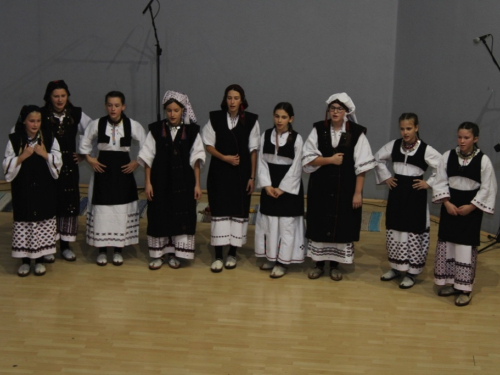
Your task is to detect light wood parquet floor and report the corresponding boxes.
[0,190,500,374]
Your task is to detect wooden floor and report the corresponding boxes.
[1,196,500,374]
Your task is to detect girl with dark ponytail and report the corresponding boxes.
[432,122,497,306]
[254,102,305,278]
[375,113,441,289]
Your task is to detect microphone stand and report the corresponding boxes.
[143,0,162,122]
[479,228,500,254]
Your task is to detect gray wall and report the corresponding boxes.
[392,0,500,234]
[4,1,499,234]
[0,0,398,196]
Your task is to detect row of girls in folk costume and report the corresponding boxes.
[3,83,496,305]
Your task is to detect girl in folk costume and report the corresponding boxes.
[80,91,146,266]
[432,122,497,306]
[40,80,92,263]
[302,93,376,281]
[138,91,205,270]
[3,105,62,276]
[201,84,261,272]
[255,102,306,278]
[375,113,441,289]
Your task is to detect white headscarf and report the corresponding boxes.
[326,92,358,123]
[162,90,197,124]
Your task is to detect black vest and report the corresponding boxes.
[41,105,83,217]
[259,129,303,217]
[262,128,296,160]
[206,110,259,217]
[92,116,138,205]
[97,115,132,147]
[147,121,200,236]
[208,111,258,155]
[391,139,429,171]
[9,129,57,222]
[437,149,484,246]
[306,120,367,243]
[447,149,483,184]
[41,105,82,154]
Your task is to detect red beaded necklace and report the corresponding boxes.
[402,138,419,152]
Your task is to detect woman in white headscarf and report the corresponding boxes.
[138,91,205,270]
[302,93,376,281]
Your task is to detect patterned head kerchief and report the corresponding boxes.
[162,90,197,124]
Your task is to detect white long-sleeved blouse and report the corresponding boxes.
[3,137,62,182]
[79,117,146,155]
[257,129,303,195]
[302,120,376,175]
[432,148,497,214]
[138,127,206,170]
[374,139,441,187]
[201,113,260,152]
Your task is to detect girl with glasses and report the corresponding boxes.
[302,93,376,281]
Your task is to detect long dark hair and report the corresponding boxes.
[43,80,75,126]
[220,84,248,124]
[43,80,71,107]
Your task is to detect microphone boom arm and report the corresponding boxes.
[479,37,500,73]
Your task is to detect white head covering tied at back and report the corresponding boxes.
[326,92,358,123]
[162,90,197,124]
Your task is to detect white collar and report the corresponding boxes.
[271,127,291,145]
[331,118,347,133]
